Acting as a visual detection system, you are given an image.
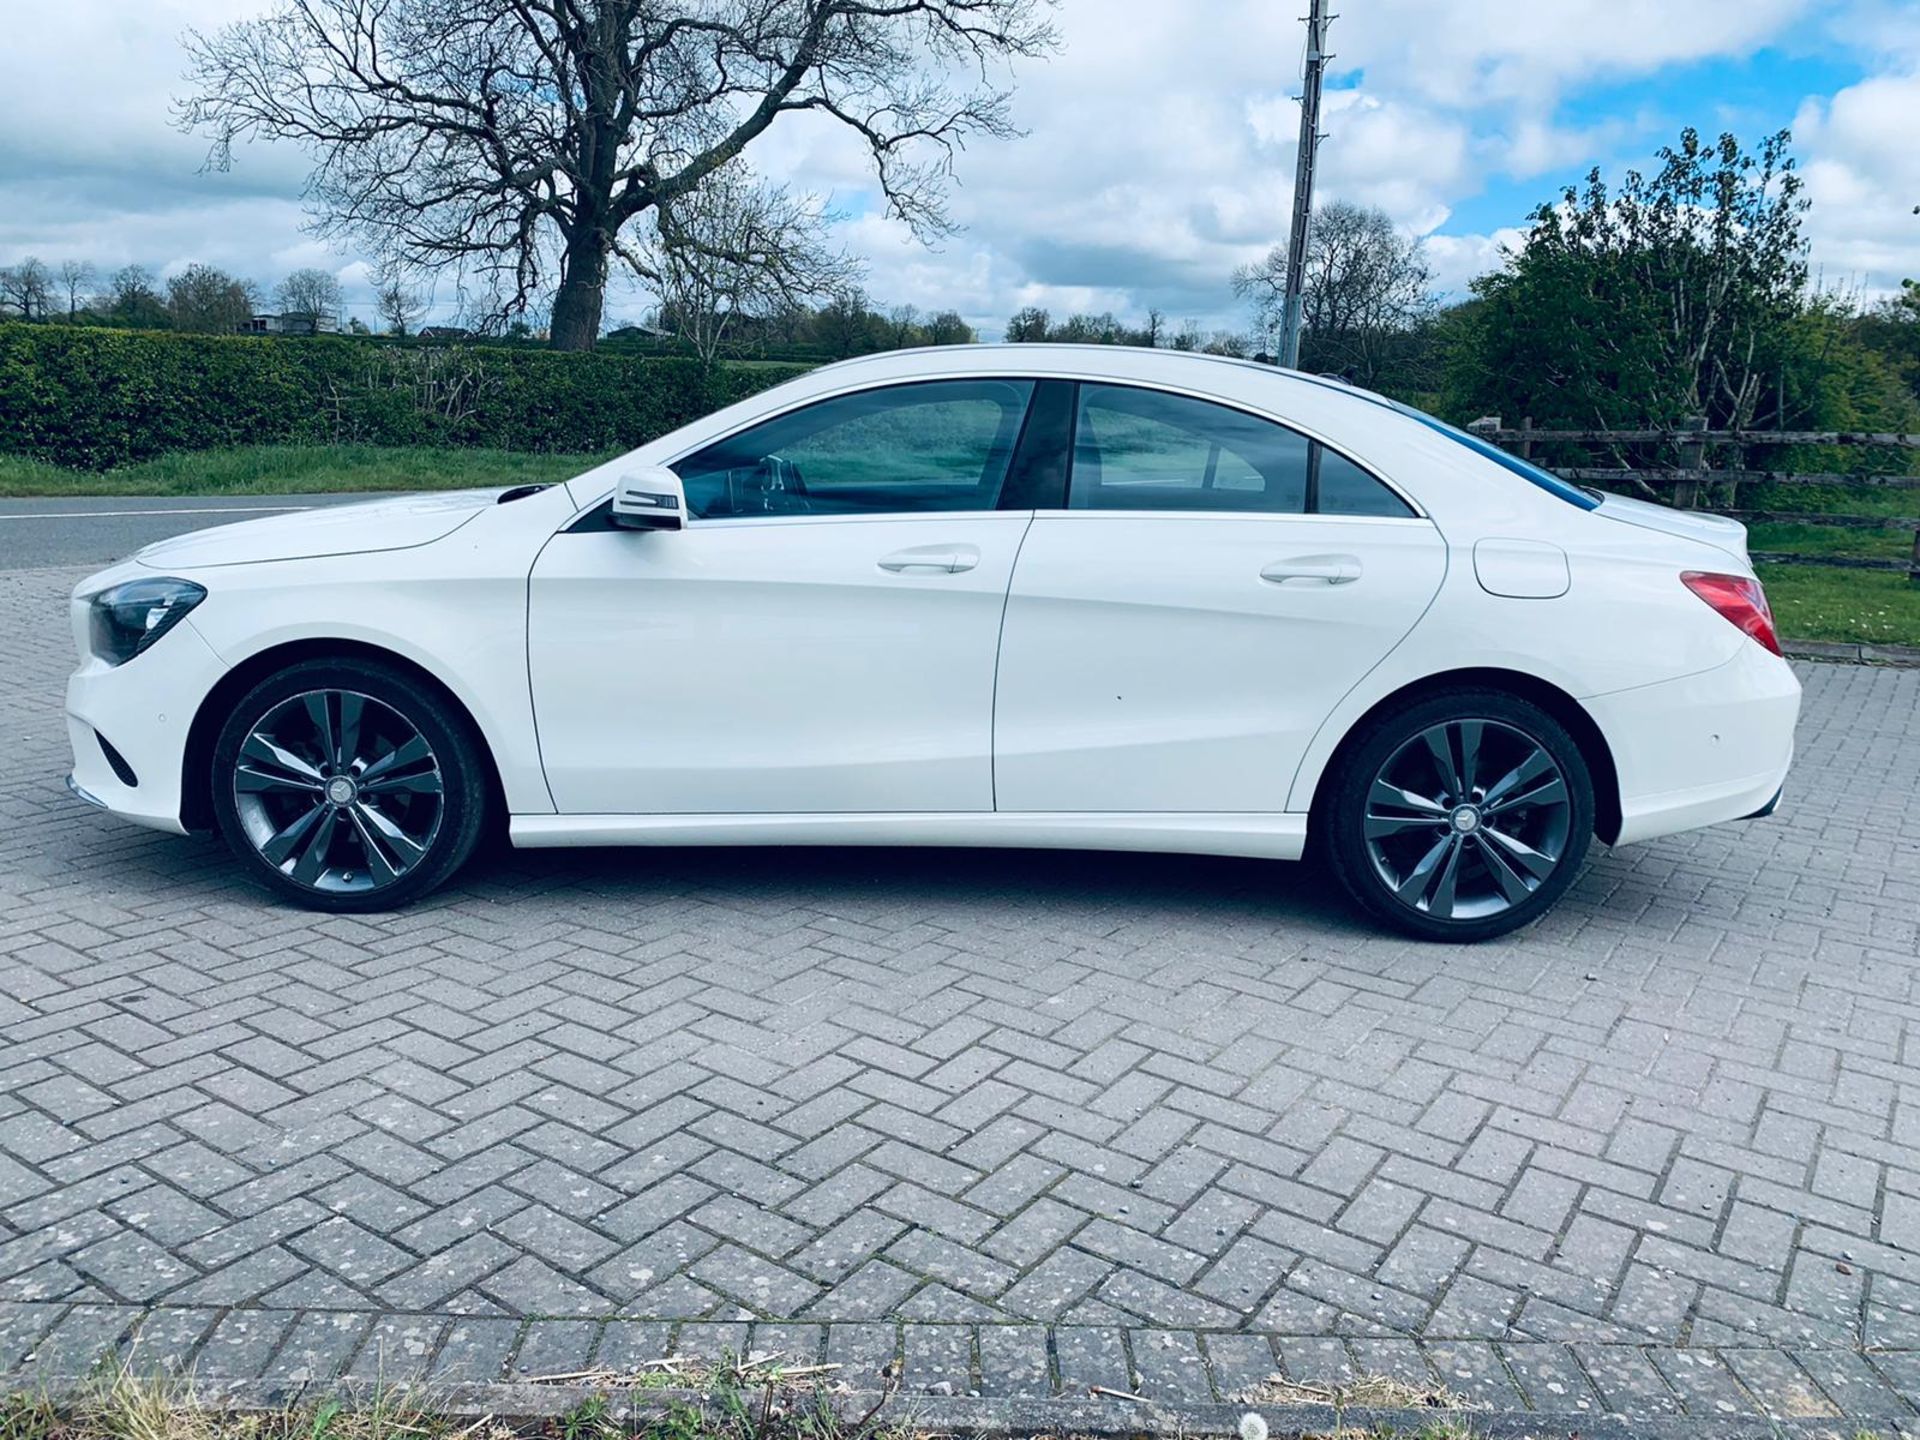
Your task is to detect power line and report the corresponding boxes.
[1276,0,1332,369]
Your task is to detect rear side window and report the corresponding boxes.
[674,379,1034,519]
[1317,448,1415,517]
[1068,384,1413,517]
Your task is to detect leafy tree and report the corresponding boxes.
[167,263,258,333]
[90,264,172,330]
[181,0,1053,352]
[1005,306,1050,342]
[925,309,974,345]
[102,265,172,329]
[812,288,883,358]
[1448,128,1810,434]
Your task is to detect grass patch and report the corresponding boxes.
[0,446,609,498]
[1747,520,1915,562]
[1759,563,1920,647]
[1744,479,1920,522]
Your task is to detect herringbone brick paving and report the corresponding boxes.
[4,562,1920,1424]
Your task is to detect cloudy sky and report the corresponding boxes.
[1,0,1916,338]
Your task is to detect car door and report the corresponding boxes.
[529,378,1039,815]
[993,381,1446,813]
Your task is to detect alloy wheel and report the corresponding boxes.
[1362,718,1574,923]
[232,689,445,894]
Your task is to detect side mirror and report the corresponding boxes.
[609,465,688,531]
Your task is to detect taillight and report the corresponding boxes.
[1681,571,1782,657]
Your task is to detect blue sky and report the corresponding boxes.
[1432,46,1871,241]
[1,0,1916,336]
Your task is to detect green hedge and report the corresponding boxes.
[0,324,812,470]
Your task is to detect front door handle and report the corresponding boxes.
[1261,553,1362,586]
[878,545,979,574]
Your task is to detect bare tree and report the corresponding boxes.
[645,168,861,366]
[0,256,52,320]
[376,264,429,336]
[1235,200,1433,380]
[276,267,344,326]
[181,0,1054,351]
[57,261,96,319]
[168,263,259,332]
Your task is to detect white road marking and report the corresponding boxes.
[0,505,317,521]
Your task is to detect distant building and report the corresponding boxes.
[417,325,473,341]
[606,322,672,341]
[242,312,340,336]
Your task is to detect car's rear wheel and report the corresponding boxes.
[1323,689,1594,942]
[210,659,487,911]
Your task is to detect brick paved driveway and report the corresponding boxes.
[4,561,1920,1425]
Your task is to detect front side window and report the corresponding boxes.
[674,379,1035,519]
[1068,383,1414,518]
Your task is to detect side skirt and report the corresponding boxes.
[509,811,1309,862]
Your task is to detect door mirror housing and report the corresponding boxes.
[610,466,688,531]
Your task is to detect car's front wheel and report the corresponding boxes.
[210,659,488,911]
[1322,689,1594,942]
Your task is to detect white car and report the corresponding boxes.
[65,346,1799,940]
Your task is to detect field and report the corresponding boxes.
[1,443,1914,647]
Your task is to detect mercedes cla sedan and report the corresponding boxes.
[65,346,1799,940]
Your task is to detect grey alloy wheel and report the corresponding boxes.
[232,688,445,895]
[1362,717,1575,923]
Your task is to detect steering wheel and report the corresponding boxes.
[725,455,812,515]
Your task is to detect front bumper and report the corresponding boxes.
[1587,639,1801,847]
[64,616,229,836]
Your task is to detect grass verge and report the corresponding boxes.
[1758,563,1920,647]
[0,446,609,498]
[1,1362,1905,1440]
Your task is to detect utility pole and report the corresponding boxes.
[1276,0,1331,369]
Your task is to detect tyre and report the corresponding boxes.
[210,659,488,911]
[1322,688,1594,942]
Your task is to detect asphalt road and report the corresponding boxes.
[0,492,400,572]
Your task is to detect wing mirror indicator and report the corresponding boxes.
[610,465,688,531]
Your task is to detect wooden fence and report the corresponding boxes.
[1464,417,1920,583]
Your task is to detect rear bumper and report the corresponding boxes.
[1587,641,1800,847]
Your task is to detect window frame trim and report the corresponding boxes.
[563,369,1429,533]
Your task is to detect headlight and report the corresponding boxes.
[88,578,207,666]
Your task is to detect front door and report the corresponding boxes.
[993,381,1447,813]
[529,378,1037,815]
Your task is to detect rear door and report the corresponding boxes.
[993,382,1447,813]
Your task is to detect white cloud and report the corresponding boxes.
[1793,70,1920,296]
[0,0,1915,335]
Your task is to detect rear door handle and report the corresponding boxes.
[878,545,979,574]
[1261,553,1362,585]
